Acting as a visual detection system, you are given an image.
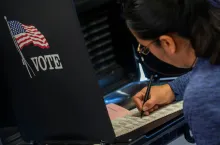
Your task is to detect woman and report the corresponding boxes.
[123,0,220,144]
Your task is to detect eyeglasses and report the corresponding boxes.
[137,40,157,55]
[137,44,150,55]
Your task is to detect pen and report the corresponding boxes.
[140,75,154,118]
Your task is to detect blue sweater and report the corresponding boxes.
[168,58,220,145]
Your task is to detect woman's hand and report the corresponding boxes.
[133,84,175,115]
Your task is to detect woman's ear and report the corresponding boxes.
[159,35,176,55]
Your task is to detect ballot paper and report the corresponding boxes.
[106,103,131,120]
[110,101,183,137]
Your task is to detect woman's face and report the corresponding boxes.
[131,30,196,68]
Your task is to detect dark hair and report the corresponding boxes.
[123,0,220,64]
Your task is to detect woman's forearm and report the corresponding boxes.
[168,71,192,101]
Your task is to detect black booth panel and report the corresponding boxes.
[75,0,112,14]
[1,10,17,130]
[2,0,115,143]
[76,2,139,94]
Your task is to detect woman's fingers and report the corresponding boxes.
[133,87,147,111]
[143,98,157,111]
[154,105,159,110]
[144,111,150,116]
[144,105,159,116]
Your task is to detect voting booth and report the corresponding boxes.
[2,0,194,144]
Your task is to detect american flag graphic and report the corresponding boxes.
[7,21,49,50]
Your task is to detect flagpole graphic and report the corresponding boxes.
[4,16,36,78]
[4,16,50,78]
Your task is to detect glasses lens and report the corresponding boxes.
[142,47,150,55]
[139,44,149,55]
